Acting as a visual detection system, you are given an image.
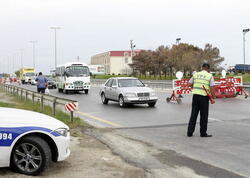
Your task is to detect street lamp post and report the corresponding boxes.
[30,41,38,68]
[176,38,181,45]
[20,49,24,69]
[12,54,15,75]
[51,27,61,70]
[243,29,250,65]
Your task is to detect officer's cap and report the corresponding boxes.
[202,63,210,68]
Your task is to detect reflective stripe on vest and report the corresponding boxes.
[192,71,212,96]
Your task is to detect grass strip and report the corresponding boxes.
[0,89,89,129]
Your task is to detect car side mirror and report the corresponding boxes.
[144,84,148,87]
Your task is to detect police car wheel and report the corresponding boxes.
[11,136,52,176]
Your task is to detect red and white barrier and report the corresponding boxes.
[65,102,78,112]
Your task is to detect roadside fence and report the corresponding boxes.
[90,79,250,91]
[0,83,78,122]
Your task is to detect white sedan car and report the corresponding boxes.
[0,107,70,176]
[100,77,158,107]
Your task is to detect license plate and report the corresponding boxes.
[139,97,149,101]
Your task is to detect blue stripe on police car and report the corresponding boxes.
[0,126,60,147]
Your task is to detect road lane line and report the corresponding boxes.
[76,111,122,127]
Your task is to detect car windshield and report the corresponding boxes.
[24,72,35,76]
[118,79,144,87]
[66,66,90,77]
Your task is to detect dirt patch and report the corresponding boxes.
[0,132,145,178]
[0,89,145,178]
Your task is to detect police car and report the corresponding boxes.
[0,107,70,175]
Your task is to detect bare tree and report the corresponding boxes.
[131,43,224,79]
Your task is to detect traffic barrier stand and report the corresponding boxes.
[16,79,21,85]
[214,76,248,99]
[166,79,192,104]
[4,78,10,84]
[65,102,79,122]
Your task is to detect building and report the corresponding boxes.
[91,50,140,75]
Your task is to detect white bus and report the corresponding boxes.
[55,62,91,94]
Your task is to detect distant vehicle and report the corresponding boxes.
[234,64,250,73]
[89,65,105,75]
[19,68,36,84]
[47,78,57,89]
[100,77,158,107]
[0,107,70,176]
[30,76,37,85]
[55,62,91,94]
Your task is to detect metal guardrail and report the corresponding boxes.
[90,79,172,89]
[0,83,78,122]
[91,79,250,90]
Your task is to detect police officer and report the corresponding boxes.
[187,63,215,137]
[35,72,48,93]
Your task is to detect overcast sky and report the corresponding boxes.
[0,0,249,74]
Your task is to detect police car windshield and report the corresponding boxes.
[24,73,35,76]
[118,79,144,87]
[66,66,89,77]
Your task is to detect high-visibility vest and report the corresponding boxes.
[192,70,212,96]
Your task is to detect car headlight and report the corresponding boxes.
[151,92,156,96]
[54,128,69,137]
[125,93,137,97]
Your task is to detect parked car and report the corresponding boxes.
[100,77,158,107]
[47,78,57,89]
[0,107,70,175]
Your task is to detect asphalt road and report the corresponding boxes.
[15,84,250,177]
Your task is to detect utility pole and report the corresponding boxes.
[130,40,136,75]
[30,41,38,68]
[77,56,80,62]
[51,27,61,69]
[130,40,136,61]
[243,29,249,65]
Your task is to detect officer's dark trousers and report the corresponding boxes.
[187,94,209,136]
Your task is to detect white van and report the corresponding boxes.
[55,62,91,94]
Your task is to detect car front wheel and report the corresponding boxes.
[11,136,52,176]
[119,95,126,108]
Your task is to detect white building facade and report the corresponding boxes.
[91,50,140,75]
